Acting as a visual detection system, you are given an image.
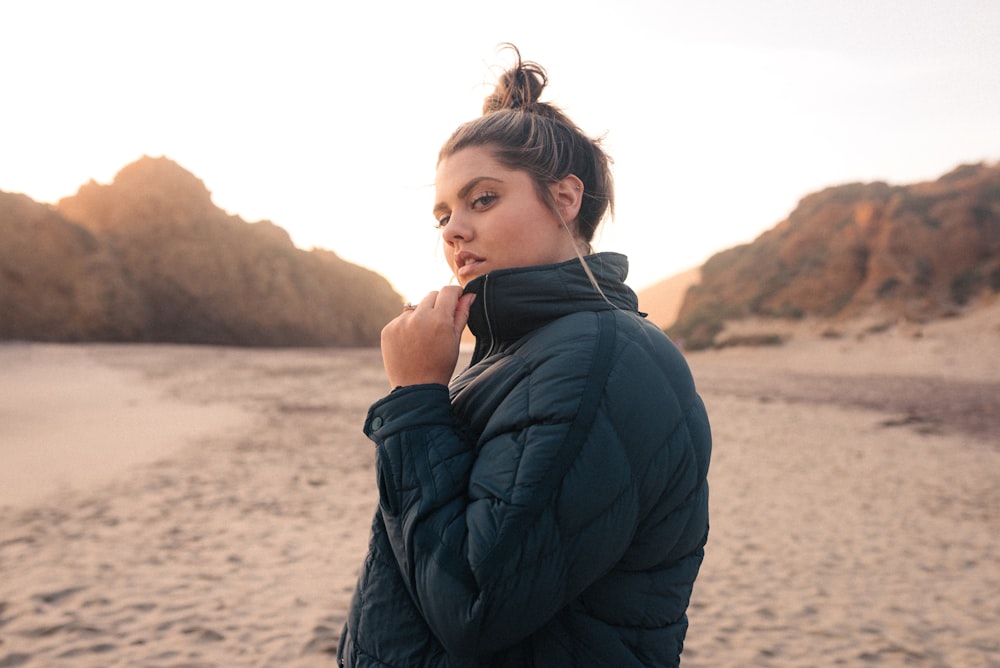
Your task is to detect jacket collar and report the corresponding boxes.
[463,252,639,362]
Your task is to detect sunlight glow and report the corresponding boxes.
[2,0,999,300]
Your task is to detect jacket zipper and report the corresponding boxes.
[471,274,496,365]
[482,274,497,358]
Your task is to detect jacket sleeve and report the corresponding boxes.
[365,313,664,657]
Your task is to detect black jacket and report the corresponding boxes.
[340,253,711,666]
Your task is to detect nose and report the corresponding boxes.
[441,214,471,245]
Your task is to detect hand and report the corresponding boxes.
[380,287,476,388]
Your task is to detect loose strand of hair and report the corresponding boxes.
[554,207,614,309]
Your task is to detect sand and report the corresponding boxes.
[1,305,998,666]
[0,344,252,508]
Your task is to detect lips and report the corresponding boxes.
[455,251,485,281]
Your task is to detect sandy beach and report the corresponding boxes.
[1,305,998,666]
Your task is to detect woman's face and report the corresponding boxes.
[434,146,582,286]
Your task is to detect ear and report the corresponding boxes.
[550,174,584,224]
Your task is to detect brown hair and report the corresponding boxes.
[438,44,614,244]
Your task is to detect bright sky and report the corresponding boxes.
[3,1,999,301]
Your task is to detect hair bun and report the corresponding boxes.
[482,44,549,115]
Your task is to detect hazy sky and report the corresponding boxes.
[3,1,999,301]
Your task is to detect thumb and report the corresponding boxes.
[453,293,476,337]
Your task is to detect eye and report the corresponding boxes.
[471,192,497,210]
[434,214,450,229]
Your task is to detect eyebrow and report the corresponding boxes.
[433,176,504,218]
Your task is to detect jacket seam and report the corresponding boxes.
[476,311,619,578]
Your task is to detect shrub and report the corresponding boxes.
[951,270,982,305]
[714,333,784,349]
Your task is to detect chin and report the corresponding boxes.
[458,270,486,286]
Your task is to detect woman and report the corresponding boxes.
[339,46,711,667]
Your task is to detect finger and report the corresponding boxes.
[432,285,463,310]
[417,291,440,310]
[453,293,476,335]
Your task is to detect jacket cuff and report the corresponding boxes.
[364,383,453,439]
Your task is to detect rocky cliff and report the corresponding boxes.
[668,162,1000,350]
[1,156,403,346]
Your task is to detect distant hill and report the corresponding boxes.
[636,266,701,330]
[0,156,403,346]
[667,162,1000,350]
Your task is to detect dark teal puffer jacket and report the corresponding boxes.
[339,253,711,667]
